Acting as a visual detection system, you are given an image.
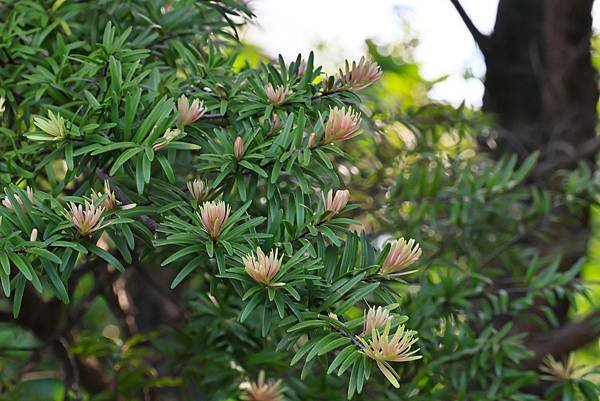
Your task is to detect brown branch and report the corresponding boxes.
[201,112,227,120]
[525,309,600,368]
[533,135,600,179]
[449,0,490,55]
[104,273,139,336]
[0,285,115,395]
[55,336,82,399]
[479,209,555,268]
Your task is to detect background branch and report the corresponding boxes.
[525,309,600,368]
[449,0,490,54]
[0,278,117,395]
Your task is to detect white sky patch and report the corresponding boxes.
[244,0,600,108]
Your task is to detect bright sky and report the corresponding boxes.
[243,0,600,107]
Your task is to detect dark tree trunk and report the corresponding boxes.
[483,0,544,151]
[482,0,597,165]
[483,0,597,294]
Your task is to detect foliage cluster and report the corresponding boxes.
[0,1,598,401]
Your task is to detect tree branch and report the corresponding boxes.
[533,136,600,179]
[525,309,600,368]
[449,0,490,54]
[1,285,115,395]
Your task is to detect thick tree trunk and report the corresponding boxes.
[483,0,544,152]
[483,1,597,280]
[483,0,597,164]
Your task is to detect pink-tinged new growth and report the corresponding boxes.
[321,72,336,92]
[241,371,285,401]
[187,178,211,202]
[540,355,585,381]
[362,306,393,335]
[379,238,422,276]
[296,60,307,77]
[322,189,350,220]
[264,83,287,106]
[322,107,361,144]
[152,128,181,151]
[199,201,230,239]
[338,56,383,91]
[161,3,173,14]
[91,180,135,211]
[92,180,117,210]
[0,97,5,114]
[234,136,244,160]
[2,186,34,210]
[243,248,284,287]
[307,132,317,148]
[269,114,283,134]
[349,220,370,234]
[33,110,66,139]
[360,322,422,388]
[177,95,206,126]
[66,202,105,236]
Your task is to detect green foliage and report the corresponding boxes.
[0,1,598,401]
[0,1,425,400]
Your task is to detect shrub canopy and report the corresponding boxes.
[0,1,598,401]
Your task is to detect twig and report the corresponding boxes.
[107,275,139,336]
[525,309,600,368]
[57,337,82,400]
[200,113,227,120]
[533,136,600,179]
[449,0,490,55]
[479,206,558,268]
[331,325,365,351]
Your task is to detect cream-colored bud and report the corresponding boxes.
[264,84,287,106]
[177,95,206,126]
[234,136,244,160]
[199,201,230,239]
[243,248,284,287]
[322,189,350,220]
[2,186,34,210]
[66,202,105,236]
[322,107,361,144]
[337,57,383,91]
[379,238,421,276]
[241,371,285,401]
